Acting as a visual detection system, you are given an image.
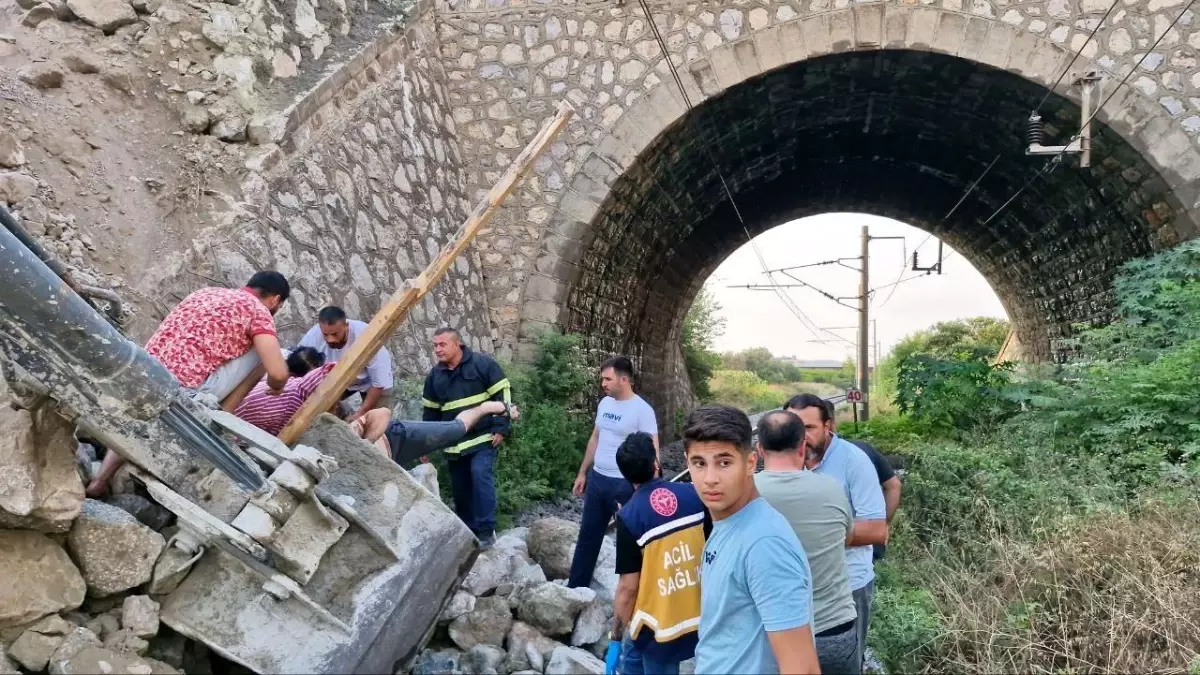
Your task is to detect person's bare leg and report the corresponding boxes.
[220,364,265,412]
[454,401,519,431]
[86,451,123,497]
[358,408,392,443]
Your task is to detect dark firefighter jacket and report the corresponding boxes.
[421,347,512,456]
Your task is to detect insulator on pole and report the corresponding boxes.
[1027,112,1044,146]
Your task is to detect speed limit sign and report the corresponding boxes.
[846,388,863,403]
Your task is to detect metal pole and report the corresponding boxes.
[858,225,871,422]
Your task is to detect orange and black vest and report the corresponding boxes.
[618,479,709,661]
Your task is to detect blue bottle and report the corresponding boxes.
[604,631,622,675]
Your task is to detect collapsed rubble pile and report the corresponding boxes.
[0,397,213,674]
[412,518,697,675]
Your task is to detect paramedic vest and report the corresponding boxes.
[618,479,707,659]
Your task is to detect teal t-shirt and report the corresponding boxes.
[695,497,814,674]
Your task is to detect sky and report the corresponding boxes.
[704,213,1008,365]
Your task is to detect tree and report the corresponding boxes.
[876,317,1011,408]
[681,287,726,400]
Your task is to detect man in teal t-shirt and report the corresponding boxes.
[682,405,821,675]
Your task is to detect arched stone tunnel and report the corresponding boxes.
[549,48,1197,419]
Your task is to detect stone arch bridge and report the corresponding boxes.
[180,0,1200,430]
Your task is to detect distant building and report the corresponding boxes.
[783,358,873,373]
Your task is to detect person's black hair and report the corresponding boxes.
[600,355,634,379]
[434,327,462,342]
[245,271,290,301]
[616,431,658,484]
[286,347,325,377]
[757,410,804,453]
[683,405,753,454]
[317,306,347,324]
[784,393,831,422]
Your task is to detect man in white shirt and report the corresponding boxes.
[297,306,395,424]
[567,356,658,588]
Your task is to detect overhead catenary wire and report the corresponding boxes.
[635,0,855,349]
[1033,0,1122,112]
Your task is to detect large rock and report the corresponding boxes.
[516,583,595,636]
[0,646,18,675]
[0,134,25,168]
[411,649,463,675]
[51,645,178,674]
[0,530,85,628]
[67,500,165,596]
[506,621,564,673]
[447,595,512,650]
[439,590,476,623]
[46,627,100,672]
[0,405,85,533]
[570,598,610,647]
[64,0,136,32]
[589,537,619,604]
[460,644,506,674]
[463,545,513,596]
[0,172,38,206]
[527,518,580,581]
[545,645,605,675]
[9,616,73,671]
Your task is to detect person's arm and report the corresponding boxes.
[252,333,289,390]
[846,451,889,547]
[881,475,902,523]
[483,358,512,442]
[745,536,819,675]
[573,425,600,496]
[348,386,384,422]
[612,518,643,634]
[421,373,441,422]
[767,626,821,675]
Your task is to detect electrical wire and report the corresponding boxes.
[635,0,855,349]
[1033,0,1121,112]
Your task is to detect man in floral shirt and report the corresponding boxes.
[85,271,293,497]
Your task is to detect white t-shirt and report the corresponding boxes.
[592,394,658,478]
[297,320,394,392]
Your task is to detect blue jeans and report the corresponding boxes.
[621,636,681,675]
[447,447,497,538]
[567,469,633,588]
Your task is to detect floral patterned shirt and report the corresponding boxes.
[145,287,277,388]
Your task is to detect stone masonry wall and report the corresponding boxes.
[153,5,492,382]
[432,0,1200,424]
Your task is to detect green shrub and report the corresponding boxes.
[871,563,944,673]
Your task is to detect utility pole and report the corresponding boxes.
[858,225,871,422]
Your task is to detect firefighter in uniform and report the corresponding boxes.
[613,432,710,675]
[422,327,512,545]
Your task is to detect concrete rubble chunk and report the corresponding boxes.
[527,517,579,580]
[408,463,440,498]
[0,404,85,532]
[546,645,605,675]
[0,530,85,628]
[0,172,37,205]
[506,621,563,673]
[0,134,24,168]
[516,582,596,636]
[67,499,165,597]
[120,596,159,638]
[0,646,18,675]
[62,53,102,74]
[9,615,74,671]
[461,644,506,674]
[65,0,137,33]
[106,494,172,531]
[448,595,512,650]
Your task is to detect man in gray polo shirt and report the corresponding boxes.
[754,410,860,674]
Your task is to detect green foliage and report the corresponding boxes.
[894,356,1017,435]
[707,369,784,413]
[720,347,856,388]
[876,317,1010,407]
[870,564,944,673]
[681,287,726,401]
[514,332,593,407]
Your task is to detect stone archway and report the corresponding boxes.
[467,3,1200,426]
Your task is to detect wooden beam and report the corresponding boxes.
[277,100,576,445]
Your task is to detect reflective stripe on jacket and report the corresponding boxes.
[421,347,511,455]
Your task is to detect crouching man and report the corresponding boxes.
[612,432,709,675]
[233,347,518,464]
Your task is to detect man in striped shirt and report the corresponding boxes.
[234,347,518,462]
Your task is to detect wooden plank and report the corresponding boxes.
[278,100,575,445]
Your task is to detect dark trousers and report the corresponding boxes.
[447,447,497,538]
[568,469,633,588]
